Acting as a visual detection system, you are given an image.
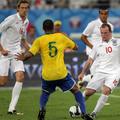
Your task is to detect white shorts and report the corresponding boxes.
[0,56,24,76]
[86,72,119,91]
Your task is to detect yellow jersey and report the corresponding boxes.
[29,33,75,81]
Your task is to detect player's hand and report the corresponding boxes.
[78,72,84,81]
[1,49,10,56]
[15,53,25,61]
[77,73,84,89]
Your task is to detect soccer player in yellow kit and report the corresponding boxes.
[16,19,93,120]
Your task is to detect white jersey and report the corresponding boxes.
[0,13,29,55]
[89,38,120,74]
[83,18,113,55]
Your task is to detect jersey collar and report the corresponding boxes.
[16,13,29,25]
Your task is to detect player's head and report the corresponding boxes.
[17,0,30,18]
[100,23,112,42]
[43,19,54,33]
[54,20,62,32]
[99,8,109,23]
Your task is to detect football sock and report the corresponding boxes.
[8,82,22,111]
[74,91,86,113]
[93,94,108,113]
[40,91,50,110]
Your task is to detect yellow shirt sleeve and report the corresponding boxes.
[29,38,40,55]
[63,35,75,49]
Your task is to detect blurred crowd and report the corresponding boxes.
[0,0,120,9]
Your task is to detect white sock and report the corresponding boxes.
[93,94,108,113]
[8,82,23,112]
[82,91,86,98]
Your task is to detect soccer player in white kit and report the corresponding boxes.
[0,0,30,114]
[79,9,113,85]
[78,23,120,118]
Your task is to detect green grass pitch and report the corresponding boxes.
[0,88,120,120]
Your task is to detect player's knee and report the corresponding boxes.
[16,72,25,82]
[70,84,79,93]
[103,86,111,95]
[85,89,96,97]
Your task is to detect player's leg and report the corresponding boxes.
[38,79,56,120]
[0,58,10,86]
[91,85,110,118]
[8,59,25,114]
[60,73,93,120]
[91,74,119,118]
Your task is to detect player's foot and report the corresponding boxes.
[8,110,16,115]
[90,112,96,119]
[8,110,24,115]
[38,109,46,120]
[81,113,93,120]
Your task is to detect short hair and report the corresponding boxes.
[100,23,112,32]
[43,19,54,31]
[17,0,30,8]
[99,8,109,14]
[54,20,62,26]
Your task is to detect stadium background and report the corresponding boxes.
[0,0,120,87]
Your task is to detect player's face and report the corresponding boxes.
[18,3,29,18]
[99,10,108,23]
[100,27,112,42]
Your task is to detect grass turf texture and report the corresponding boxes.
[0,88,120,120]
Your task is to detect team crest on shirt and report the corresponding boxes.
[112,39,117,46]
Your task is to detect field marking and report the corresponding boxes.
[95,93,120,98]
[0,87,120,98]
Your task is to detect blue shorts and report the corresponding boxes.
[41,73,76,93]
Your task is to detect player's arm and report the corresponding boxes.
[78,57,93,81]
[81,34,93,49]
[21,38,31,50]
[16,51,33,61]
[81,21,95,49]
[16,38,40,61]
[72,44,78,50]
[63,34,78,51]
[0,16,14,32]
[0,43,9,56]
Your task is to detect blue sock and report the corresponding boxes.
[74,91,86,113]
[40,91,50,110]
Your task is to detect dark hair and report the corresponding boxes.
[101,23,112,32]
[99,8,109,14]
[43,19,54,32]
[17,0,30,8]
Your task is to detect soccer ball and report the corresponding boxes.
[69,105,81,118]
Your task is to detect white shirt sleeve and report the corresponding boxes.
[89,46,97,60]
[82,21,95,37]
[0,15,14,32]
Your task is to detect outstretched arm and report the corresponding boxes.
[15,51,33,61]
[78,57,93,81]
[21,38,31,50]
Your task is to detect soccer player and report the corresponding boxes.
[79,8,113,86]
[78,23,120,118]
[0,0,30,114]
[16,19,93,120]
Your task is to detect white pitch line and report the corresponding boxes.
[95,93,120,98]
